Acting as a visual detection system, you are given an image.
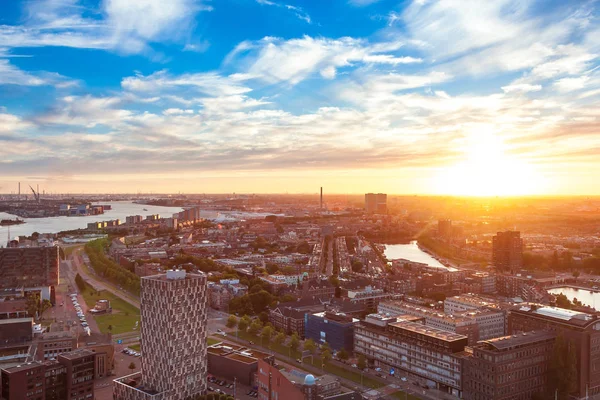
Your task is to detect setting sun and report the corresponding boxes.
[435,128,546,196]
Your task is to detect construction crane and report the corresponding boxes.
[29,185,40,203]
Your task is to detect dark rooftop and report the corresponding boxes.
[479,331,556,351]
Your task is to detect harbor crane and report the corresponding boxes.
[29,185,40,203]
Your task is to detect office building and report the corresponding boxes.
[463,331,556,400]
[1,348,96,400]
[0,247,60,302]
[378,300,481,344]
[364,193,387,214]
[354,314,468,397]
[492,231,523,272]
[113,270,208,400]
[305,311,357,352]
[508,303,600,399]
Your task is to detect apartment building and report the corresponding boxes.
[1,349,96,400]
[354,314,468,397]
[113,270,208,400]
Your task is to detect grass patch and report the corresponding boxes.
[208,337,221,346]
[63,244,83,258]
[231,329,393,391]
[129,343,141,351]
[81,287,140,335]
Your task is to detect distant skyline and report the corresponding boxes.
[1,0,599,195]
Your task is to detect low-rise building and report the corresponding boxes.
[305,311,357,352]
[346,286,390,309]
[257,356,345,400]
[207,343,267,386]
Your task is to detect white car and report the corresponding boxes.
[401,377,408,382]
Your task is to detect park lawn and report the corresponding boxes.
[208,337,222,346]
[233,329,388,390]
[129,343,141,351]
[81,287,140,335]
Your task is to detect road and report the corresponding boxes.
[70,248,141,309]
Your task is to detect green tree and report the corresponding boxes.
[273,332,286,346]
[248,319,263,335]
[238,315,251,332]
[304,339,316,354]
[322,349,332,365]
[226,315,238,329]
[549,335,578,399]
[39,299,52,319]
[261,326,273,343]
[337,348,349,361]
[572,270,580,281]
[75,273,86,291]
[357,354,367,370]
[128,362,136,373]
[107,325,113,333]
[289,333,300,353]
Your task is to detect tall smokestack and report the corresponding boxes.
[320,187,323,209]
[18,182,20,199]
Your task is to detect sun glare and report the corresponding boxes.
[435,128,545,196]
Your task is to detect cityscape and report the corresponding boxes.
[1,1,600,400]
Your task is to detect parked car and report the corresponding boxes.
[401,377,408,382]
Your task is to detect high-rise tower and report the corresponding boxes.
[492,231,523,272]
[114,270,208,400]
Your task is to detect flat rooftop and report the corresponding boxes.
[0,317,33,325]
[513,303,597,327]
[480,331,556,351]
[2,361,44,373]
[389,320,468,342]
[58,348,95,360]
[143,270,206,282]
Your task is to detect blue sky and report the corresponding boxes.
[0,0,599,195]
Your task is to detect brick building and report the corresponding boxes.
[508,304,600,399]
[1,348,96,400]
[463,331,556,400]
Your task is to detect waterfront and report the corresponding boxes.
[0,201,183,239]
[547,287,600,311]
[383,240,455,271]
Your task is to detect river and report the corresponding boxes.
[383,240,456,271]
[547,287,600,311]
[0,201,183,239]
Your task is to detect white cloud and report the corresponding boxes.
[163,108,194,115]
[0,0,211,55]
[0,113,33,133]
[553,76,589,92]
[362,54,422,65]
[121,70,252,97]
[501,83,543,93]
[229,36,415,85]
[255,0,312,23]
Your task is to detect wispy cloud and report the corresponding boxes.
[0,0,211,55]
[227,35,414,85]
[255,0,312,24]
